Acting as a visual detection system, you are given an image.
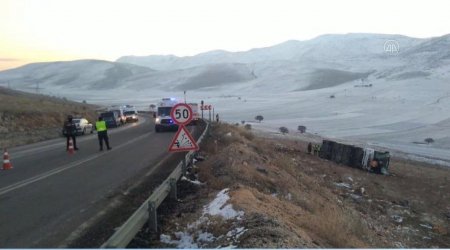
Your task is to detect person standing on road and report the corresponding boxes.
[307,142,312,154]
[64,115,79,151]
[95,116,112,151]
[216,113,219,123]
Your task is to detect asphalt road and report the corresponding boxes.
[0,115,191,247]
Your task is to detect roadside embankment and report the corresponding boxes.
[0,87,97,148]
[144,122,449,248]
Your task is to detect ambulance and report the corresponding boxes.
[154,98,179,132]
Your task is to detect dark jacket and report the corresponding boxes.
[63,120,77,136]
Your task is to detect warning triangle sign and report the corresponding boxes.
[168,125,199,152]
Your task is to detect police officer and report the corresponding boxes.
[64,115,79,151]
[95,116,112,151]
[313,144,321,156]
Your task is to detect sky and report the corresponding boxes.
[1,0,450,71]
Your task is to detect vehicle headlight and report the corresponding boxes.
[155,118,160,124]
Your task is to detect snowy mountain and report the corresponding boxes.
[115,63,256,91]
[1,33,450,165]
[0,60,257,92]
[0,60,155,91]
[117,33,425,71]
[1,33,446,93]
[111,33,445,92]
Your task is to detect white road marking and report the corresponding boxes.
[0,131,152,196]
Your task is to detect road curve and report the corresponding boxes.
[0,115,189,247]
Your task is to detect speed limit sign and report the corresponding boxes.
[170,103,193,125]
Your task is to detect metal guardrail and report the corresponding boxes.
[101,120,210,248]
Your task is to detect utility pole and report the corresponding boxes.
[209,108,211,122]
[184,91,186,103]
[201,100,204,119]
[36,81,40,94]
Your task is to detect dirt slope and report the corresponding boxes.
[142,123,449,248]
[0,87,98,148]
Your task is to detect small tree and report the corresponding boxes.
[255,115,264,123]
[297,125,306,133]
[82,100,87,104]
[241,120,245,125]
[245,124,252,130]
[149,104,156,111]
[424,138,434,144]
[279,127,289,135]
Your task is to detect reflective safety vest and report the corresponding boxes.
[96,121,107,132]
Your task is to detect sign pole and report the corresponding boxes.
[182,158,187,176]
[201,100,204,119]
[212,108,215,122]
[168,103,199,153]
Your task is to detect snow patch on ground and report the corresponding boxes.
[181,176,205,185]
[334,182,352,189]
[203,188,244,219]
[160,232,198,248]
[160,188,245,248]
[226,227,247,239]
[405,154,450,167]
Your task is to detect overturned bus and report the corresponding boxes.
[319,140,390,175]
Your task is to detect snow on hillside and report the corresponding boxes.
[1,33,450,165]
[0,60,155,91]
[117,33,425,71]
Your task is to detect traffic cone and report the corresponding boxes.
[68,138,75,155]
[2,148,13,170]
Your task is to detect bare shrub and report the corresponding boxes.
[279,127,289,134]
[297,125,306,133]
[255,115,264,122]
[424,138,434,144]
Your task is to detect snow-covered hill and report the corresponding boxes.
[0,60,155,91]
[0,60,258,92]
[1,33,450,164]
[117,33,425,71]
[1,33,445,93]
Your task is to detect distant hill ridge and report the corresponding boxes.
[0,33,449,93]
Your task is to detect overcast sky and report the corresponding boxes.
[1,0,449,70]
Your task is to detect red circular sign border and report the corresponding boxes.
[170,103,193,125]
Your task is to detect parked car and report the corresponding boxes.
[62,118,94,135]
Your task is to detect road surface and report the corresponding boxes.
[0,115,193,247]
